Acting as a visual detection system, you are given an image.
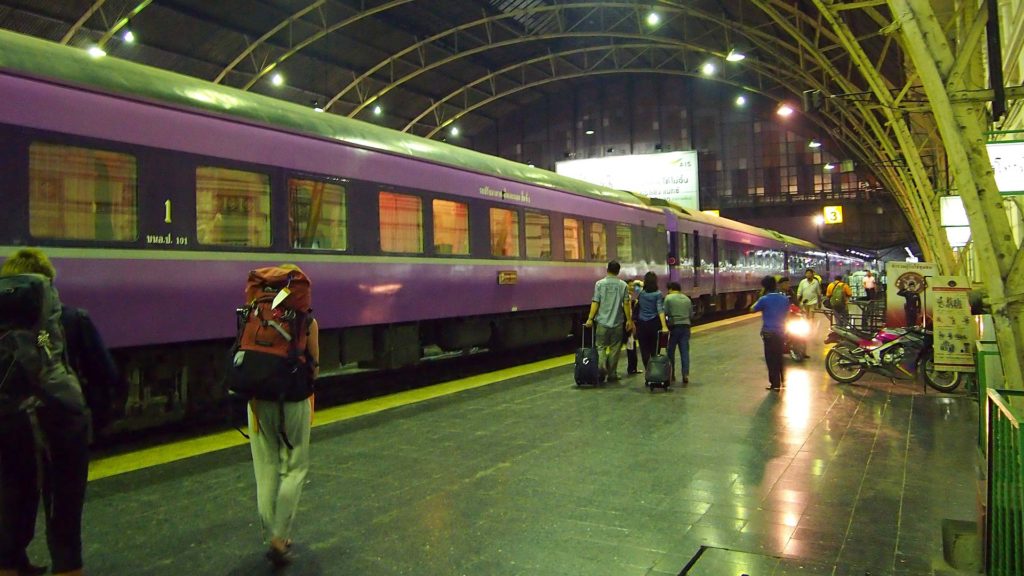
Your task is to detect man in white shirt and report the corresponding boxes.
[863,270,877,300]
[796,268,822,316]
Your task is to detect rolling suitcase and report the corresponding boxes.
[645,331,671,390]
[574,325,600,386]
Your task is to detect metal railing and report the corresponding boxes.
[818,299,886,333]
[986,389,1024,575]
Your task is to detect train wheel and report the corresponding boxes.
[692,299,705,320]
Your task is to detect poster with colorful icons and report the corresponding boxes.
[884,261,938,328]
[929,276,976,372]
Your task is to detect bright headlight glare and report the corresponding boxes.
[786,319,810,337]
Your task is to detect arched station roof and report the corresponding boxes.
[1,0,1022,384]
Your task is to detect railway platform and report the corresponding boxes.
[59,314,978,575]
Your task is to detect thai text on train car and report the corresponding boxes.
[478,185,532,204]
[146,233,189,245]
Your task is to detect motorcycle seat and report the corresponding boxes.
[832,325,876,343]
[845,326,876,339]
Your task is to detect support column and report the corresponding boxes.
[890,0,1024,388]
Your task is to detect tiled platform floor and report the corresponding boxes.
[55,316,979,575]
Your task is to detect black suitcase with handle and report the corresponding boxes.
[574,325,600,386]
[645,331,671,390]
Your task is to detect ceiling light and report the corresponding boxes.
[87,46,106,58]
[808,140,822,148]
[271,73,284,86]
[373,105,382,116]
[813,215,825,226]
[585,129,595,135]
[776,104,794,117]
[701,62,716,75]
[824,163,835,170]
[122,29,135,43]
[726,49,745,62]
[646,12,660,26]
[450,126,459,136]
[735,95,746,106]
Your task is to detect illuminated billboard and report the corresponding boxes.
[555,151,699,210]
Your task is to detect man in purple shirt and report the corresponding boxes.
[751,275,790,391]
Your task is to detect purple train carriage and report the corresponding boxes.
[0,30,861,429]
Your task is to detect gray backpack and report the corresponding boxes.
[0,274,86,416]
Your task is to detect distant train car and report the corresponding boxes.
[0,31,860,430]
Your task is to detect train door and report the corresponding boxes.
[634,219,651,272]
[692,231,701,290]
[712,232,720,301]
[664,210,680,283]
[677,230,694,290]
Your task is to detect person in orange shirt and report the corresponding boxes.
[825,275,853,326]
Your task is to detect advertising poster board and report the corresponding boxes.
[885,261,938,328]
[929,276,976,372]
[555,151,699,210]
[986,141,1024,194]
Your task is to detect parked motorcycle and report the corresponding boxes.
[784,304,810,362]
[824,323,962,392]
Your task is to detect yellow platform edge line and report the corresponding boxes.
[87,312,756,481]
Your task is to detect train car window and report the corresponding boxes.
[563,218,583,260]
[679,232,691,262]
[589,223,607,260]
[29,142,138,241]
[489,207,520,257]
[615,225,633,261]
[379,191,423,253]
[288,178,346,250]
[432,199,469,255]
[196,166,270,247]
[525,212,551,259]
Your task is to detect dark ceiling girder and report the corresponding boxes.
[329,3,786,114]
[62,0,502,124]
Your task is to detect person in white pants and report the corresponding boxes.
[249,318,319,567]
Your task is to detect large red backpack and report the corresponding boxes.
[226,266,313,403]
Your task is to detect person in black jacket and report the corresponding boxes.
[0,248,123,576]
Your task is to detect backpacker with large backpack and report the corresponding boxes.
[0,273,87,419]
[226,266,314,404]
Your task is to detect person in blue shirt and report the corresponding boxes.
[635,272,670,370]
[751,274,790,391]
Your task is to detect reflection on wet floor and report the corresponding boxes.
[75,317,977,575]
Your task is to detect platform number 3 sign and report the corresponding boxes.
[823,205,844,224]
